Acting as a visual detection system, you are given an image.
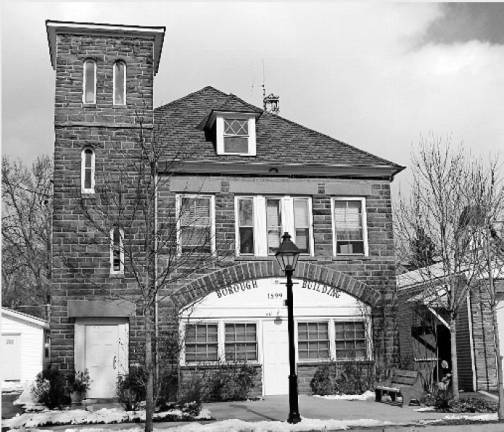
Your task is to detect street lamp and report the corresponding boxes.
[275,232,301,424]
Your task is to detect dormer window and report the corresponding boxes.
[215,114,256,156]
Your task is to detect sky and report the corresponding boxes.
[1,1,504,194]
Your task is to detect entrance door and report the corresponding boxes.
[497,302,504,385]
[85,324,119,398]
[1,334,21,381]
[262,319,289,395]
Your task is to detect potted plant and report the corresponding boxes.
[67,369,91,404]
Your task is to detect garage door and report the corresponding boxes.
[497,302,504,384]
[1,334,21,381]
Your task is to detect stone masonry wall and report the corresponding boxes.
[50,30,156,372]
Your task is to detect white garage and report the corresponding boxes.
[1,308,49,386]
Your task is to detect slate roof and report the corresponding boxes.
[154,86,404,175]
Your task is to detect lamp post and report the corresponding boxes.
[275,232,301,424]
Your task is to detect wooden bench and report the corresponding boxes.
[375,369,424,407]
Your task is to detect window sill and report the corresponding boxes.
[180,362,261,369]
[234,255,318,262]
[110,272,124,279]
[332,255,371,261]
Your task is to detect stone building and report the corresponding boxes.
[46,20,404,399]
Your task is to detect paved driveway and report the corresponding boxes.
[204,395,465,423]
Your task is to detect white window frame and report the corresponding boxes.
[81,147,95,194]
[331,197,369,257]
[110,227,124,275]
[180,319,260,366]
[175,194,216,255]
[113,60,126,106]
[82,59,96,104]
[234,196,314,257]
[296,320,331,363]
[216,113,256,156]
[332,318,372,362]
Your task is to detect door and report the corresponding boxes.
[497,302,504,385]
[85,324,119,398]
[1,334,21,381]
[262,319,289,395]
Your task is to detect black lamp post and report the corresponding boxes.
[275,232,301,424]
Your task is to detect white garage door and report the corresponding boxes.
[497,302,504,384]
[2,334,21,381]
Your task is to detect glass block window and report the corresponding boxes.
[83,60,96,104]
[298,322,330,360]
[334,321,367,360]
[179,196,212,253]
[223,118,249,154]
[294,198,310,253]
[266,198,282,254]
[238,198,254,254]
[225,323,258,362]
[185,324,218,363]
[333,199,365,254]
[113,61,126,105]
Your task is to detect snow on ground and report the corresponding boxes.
[4,407,213,429]
[1,381,25,393]
[313,390,375,401]
[414,406,436,412]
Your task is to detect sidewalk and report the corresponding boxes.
[29,395,502,431]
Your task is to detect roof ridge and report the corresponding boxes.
[155,86,228,112]
[262,111,404,169]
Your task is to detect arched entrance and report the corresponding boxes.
[173,263,382,396]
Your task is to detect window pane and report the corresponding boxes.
[185,324,218,362]
[334,321,367,360]
[239,199,253,226]
[84,61,95,103]
[266,199,281,254]
[224,119,248,135]
[114,61,125,105]
[297,321,329,360]
[224,136,248,153]
[239,227,254,254]
[224,323,257,362]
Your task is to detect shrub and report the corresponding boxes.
[117,365,146,410]
[156,368,179,410]
[311,362,374,395]
[32,365,69,409]
[67,369,91,394]
[204,364,258,402]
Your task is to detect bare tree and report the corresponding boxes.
[76,116,223,432]
[2,155,52,318]
[465,160,504,418]
[395,138,482,400]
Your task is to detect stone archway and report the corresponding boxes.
[171,261,381,309]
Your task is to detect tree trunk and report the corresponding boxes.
[145,306,154,432]
[449,316,460,400]
[491,304,504,420]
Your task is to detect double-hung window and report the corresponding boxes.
[110,227,124,275]
[298,322,330,360]
[81,147,95,194]
[177,195,215,254]
[83,59,96,104]
[184,323,218,363]
[332,198,368,256]
[225,323,258,362]
[223,118,248,154]
[215,115,256,156]
[334,321,367,360]
[113,60,126,105]
[235,196,313,256]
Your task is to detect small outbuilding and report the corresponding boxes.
[1,308,49,386]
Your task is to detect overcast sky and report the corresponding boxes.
[2,1,503,193]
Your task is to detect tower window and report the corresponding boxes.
[113,61,126,105]
[81,147,95,194]
[110,227,124,274]
[83,60,96,104]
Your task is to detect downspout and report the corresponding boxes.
[154,172,159,385]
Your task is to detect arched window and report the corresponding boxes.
[81,147,95,193]
[83,59,96,104]
[113,60,126,105]
[110,227,124,274]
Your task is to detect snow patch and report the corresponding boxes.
[2,381,25,393]
[414,406,435,412]
[313,390,375,401]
